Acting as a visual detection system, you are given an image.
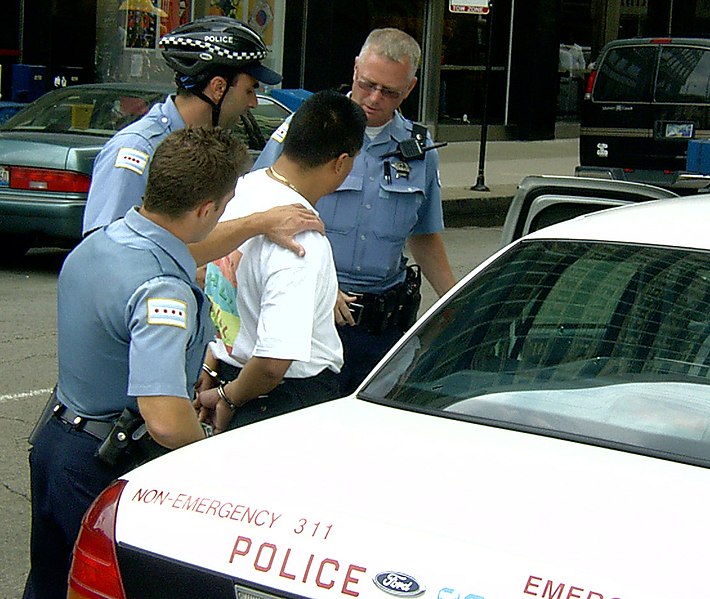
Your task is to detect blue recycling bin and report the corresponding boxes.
[686,139,710,175]
[11,64,47,102]
[269,88,313,112]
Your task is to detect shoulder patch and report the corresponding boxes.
[147,298,187,328]
[271,121,289,144]
[115,147,149,175]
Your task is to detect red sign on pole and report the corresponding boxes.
[449,0,490,14]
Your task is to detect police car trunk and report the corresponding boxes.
[70,394,710,599]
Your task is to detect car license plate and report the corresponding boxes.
[0,166,8,188]
[664,122,694,139]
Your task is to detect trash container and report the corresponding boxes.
[557,75,580,114]
[11,64,47,102]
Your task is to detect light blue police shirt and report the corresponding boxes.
[253,111,444,294]
[82,96,185,234]
[57,207,213,419]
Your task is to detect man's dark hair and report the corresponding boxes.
[143,127,249,217]
[282,90,366,169]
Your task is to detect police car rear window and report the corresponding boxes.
[362,240,710,466]
[593,46,655,103]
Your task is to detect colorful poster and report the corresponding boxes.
[161,0,192,37]
[125,9,158,48]
[209,0,244,21]
[121,0,168,48]
[249,0,274,45]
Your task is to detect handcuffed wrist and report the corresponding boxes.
[202,363,220,379]
[201,422,214,438]
[217,384,238,412]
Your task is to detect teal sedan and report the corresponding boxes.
[0,83,291,258]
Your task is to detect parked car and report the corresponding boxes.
[576,37,710,191]
[68,192,710,599]
[0,83,291,257]
[501,174,678,245]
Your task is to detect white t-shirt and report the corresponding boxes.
[219,168,343,378]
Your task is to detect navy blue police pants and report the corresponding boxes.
[337,324,403,396]
[23,416,123,599]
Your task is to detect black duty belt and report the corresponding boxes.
[350,265,422,334]
[52,402,115,441]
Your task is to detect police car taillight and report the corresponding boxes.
[68,479,128,599]
[9,166,90,192]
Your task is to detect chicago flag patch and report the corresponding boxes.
[147,298,187,328]
[115,147,149,175]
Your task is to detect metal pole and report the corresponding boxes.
[472,1,494,192]
[19,0,25,63]
[299,1,308,89]
[504,0,515,126]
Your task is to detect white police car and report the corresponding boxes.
[68,195,710,599]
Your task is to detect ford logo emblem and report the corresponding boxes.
[373,571,426,597]
[199,52,213,61]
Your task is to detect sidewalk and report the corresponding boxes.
[438,136,580,226]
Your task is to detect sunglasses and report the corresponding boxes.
[354,77,406,100]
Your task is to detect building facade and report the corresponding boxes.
[1,0,708,140]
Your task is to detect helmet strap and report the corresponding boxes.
[195,77,232,127]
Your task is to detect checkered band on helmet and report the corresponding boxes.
[159,16,268,79]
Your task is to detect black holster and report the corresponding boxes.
[397,264,422,331]
[28,387,58,446]
[95,408,168,468]
[354,264,422,334]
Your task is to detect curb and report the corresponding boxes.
[442,191,514,228]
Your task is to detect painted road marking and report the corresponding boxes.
[0,388,53,404]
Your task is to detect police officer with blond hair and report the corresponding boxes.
[254,28,457,394]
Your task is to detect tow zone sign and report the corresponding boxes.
[449,0,490,14]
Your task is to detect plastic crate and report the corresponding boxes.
[686,139,710,175]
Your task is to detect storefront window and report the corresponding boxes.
[439,10,508,126]
[619,0,648,38]
[94,0,279,85]
[96,0,193,83]
[363,0,427,121]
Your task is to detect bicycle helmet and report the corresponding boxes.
[160,16,281,125]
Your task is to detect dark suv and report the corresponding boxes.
[576,37,710,191]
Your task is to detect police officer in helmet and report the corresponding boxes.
[161,16,281,128]
[84,17,321,265]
